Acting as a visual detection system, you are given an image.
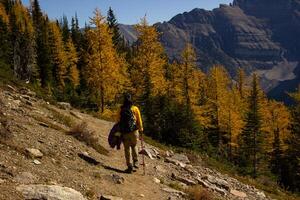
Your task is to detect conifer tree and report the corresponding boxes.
[0,3,11,65]
[48,21,67,88]
[65,37,79,88]
[71,13,81,50]
[10,1,37,81]
[85,9,126,113]
[239,73,263,177]
[280,87,300,191]
[205,66,231,151]
[107,7,122,48]
[180,43,198,110]
[60,15,69,42]
[31,0,52,87]
[131,17,167,101]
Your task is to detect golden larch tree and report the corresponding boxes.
[48,21,67,88]
[85,9,126,113]
[65,37,79,87]
[131,17,167,101]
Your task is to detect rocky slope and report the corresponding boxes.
[0,84,284,200]
[120,0,300,103]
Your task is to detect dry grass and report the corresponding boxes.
[186,186,214,200]
[68,122,109,155]
[48,106,74,127]
[31,114,68,132]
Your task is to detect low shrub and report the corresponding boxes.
[68,122,109,155]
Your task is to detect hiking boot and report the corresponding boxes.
[133,162,139,169]
[124,166,133,174]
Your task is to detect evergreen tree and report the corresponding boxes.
[280,87,300,191]
[0,3,11,65]
[107,7,122,48]
[71,13,81,50]
[263,101,290,177]
[10,1,37,81]
[31,0,52,87]
[239,74,263,177]
[60,15,69,42]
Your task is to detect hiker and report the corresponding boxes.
[118,94,143,173]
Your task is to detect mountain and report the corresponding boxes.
[120,0,300,103]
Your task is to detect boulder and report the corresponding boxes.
[139,148,156,159]
[57,102,71,110]
[203,175,230,190]
[171,173,197,185]
[100,195,123,200]
[16,184,87,200]
[171,154,190,164]
[25,148,43,159]
[165,157,186,168]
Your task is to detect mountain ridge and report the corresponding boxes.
[119,1,300,103]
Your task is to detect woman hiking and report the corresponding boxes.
[118,94,143,173]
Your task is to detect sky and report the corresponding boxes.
[22,0,232,27]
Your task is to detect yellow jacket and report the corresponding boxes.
[117,105,143,132]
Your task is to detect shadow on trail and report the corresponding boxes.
[103,165,128,174]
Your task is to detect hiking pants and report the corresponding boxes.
[123,130,139,167]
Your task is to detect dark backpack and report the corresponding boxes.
[119,105,137,134]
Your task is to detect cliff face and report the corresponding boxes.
[120,0,300,102]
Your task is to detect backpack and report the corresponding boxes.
[119,105,137,134]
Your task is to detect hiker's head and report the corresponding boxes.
[123,93,133,107]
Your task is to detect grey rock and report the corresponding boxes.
[165,157,186,168]
[100,195,123,200]
[33,160,41,165]
[171,154,190,164]
[26,148,43,159]
[111,174,125,184]
[256,191,266,198]
[16,184,87,200]
[203,175,230,190]
[171,173,197,185]
[57,102,71,110]
[139,148,155,159]
[162,187,186,196]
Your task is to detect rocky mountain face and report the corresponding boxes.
[120,0,300,103]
